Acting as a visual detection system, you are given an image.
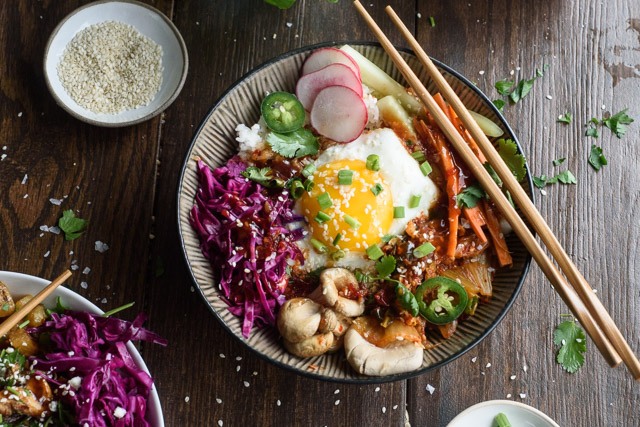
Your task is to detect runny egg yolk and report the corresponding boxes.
[299,159,393,252]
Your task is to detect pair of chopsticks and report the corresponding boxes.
[0,270,72,337]
[353,1,640,379]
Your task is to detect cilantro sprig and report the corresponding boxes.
[456,184,485,208]
[241,166,285,188]
[557,113,572,124]
[585,108,634,139]
[588,145,608,171]
[493,65,548,107]
[553,319,586,373]
[533,170,577,189]
[58,210,88,241]
[497,138,527,182]
[266,128,319,158]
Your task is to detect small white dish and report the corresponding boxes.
[446,400,559,427]
[0,271,164,427]
[44,0,188,127]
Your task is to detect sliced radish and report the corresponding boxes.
[310,85,367,143]
[302,47,362,81]
[296,63,363,111]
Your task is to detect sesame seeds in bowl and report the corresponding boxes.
[44,0,188,127]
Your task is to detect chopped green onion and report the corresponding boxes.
[314,211,331,223]
[310,238,327,253]
[370,183,384,196]
[301,163,316,178]
[366,244,384,260]
[338,169,353,185]
[494,413,512,427]
[366,154,380,171]
[420,161,432,176]
[290,180,305,199]
[413,242,436,258]
[331,249,346,261]
[411,150,426,163]
[303,178,314,192]
[103,301,136,317]
[18,320,30,329]
[317,192,333,209]
[381,234,394,243]
[393,206,405,218]
[409,195,421,208]
[344,214,361,229]
[332,233,343,245]
[429,16,436,27]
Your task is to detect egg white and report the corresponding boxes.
[294,128,438,272]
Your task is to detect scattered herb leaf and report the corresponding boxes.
[495,80,514,96]
[557,113,572,124]
[429,16,436,27]
[493,99,505,113]
[532,175,549,189]
[264,0,296,8]
[552,158,566,166]
[553,319,586,373]
[456,184,486,208]
[555,170,577,184]
[588,145,608,171]
[266,128,319,158]
[585,123,599,138]
[496,139,527,182]
[508,78,535,104]
[602,108,634,138]
[58,210,88,241]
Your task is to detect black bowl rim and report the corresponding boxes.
[176,41,533,384]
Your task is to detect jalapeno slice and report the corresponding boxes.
[414,276,469,325]
[261,92,306,133]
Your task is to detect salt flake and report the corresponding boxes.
[95,241,109,253]
[426,384,435,395]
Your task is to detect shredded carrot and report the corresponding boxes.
[448,105,487,163]
[415,119,460,260]
[463,206,488,244]
[482,200,512,267]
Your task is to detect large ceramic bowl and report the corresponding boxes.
[177,42,532,383]
[0,271,164,426]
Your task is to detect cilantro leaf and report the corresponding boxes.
[375,255,396,278]
[266,128,319,158]
[557,113,572,124]
[509,78,535,104]
[555,170,577,184]
[552,157,566,166]
[602,108,634,138]
[495,80,514,96]
[456,184,486,208]
[58,210,88,241]
[553,320,586,373]
[241,166,285,188]
[493,99,506,113]
[532,175,549,189]
[585,124,599,138]
[496,139,527,182]
[588,145,607,171]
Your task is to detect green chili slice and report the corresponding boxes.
[414,276,469,325]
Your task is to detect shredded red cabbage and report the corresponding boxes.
[31,311,167,426]
[190,157,304,338]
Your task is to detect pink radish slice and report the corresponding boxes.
[296,63,363,111]
[310,85,367,143]
[301,47,362,81]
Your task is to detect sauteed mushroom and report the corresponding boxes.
[309,268,365,317]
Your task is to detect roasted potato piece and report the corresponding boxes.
[7,327,38,357]
[0,281,15,317]
[27,304,47,327]
[14,295,33,312]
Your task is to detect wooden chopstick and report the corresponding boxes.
[0,270,72,337]
[380,4,640,379]
[353,1,640,378]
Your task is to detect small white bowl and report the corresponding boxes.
[446,399,560,427]
[0,271,164,426]
[44,0,188,127]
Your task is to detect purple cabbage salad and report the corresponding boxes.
[31,311,167,426]
[190,157,305,338]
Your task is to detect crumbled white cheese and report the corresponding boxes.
[236,123,265,154]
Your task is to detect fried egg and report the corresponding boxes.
[296,127,438,271]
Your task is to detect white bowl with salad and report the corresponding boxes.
[0,271,164,426]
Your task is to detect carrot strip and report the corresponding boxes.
[482,200,512,267]
[433,93,451,120]
[448,105,487,163]
[416,119,460,260]
[463,206,488,244]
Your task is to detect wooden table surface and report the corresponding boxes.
[1,0,639,425]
